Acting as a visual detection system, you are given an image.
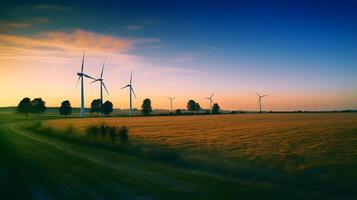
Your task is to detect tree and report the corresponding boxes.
[195,103,201,111]
[17,97,32,118]
[59,100,72,117]
[102,101,113,116]
[90,99,101,116]
[212,103,220,114]
[175,109,182,115]
[187,100,197,112]
[31,98,46,118]
[141,98,152,115]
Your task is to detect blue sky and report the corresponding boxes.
[0,0,356,110]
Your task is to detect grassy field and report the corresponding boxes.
[1,112,357,199]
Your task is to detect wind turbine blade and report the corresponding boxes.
[131,87,137,98]
[81,50,85,73]
[257,99,261,104]
[121,85,130,89]
[102,82,109,95]
[90,79,99,84]
[211,92,214,98]
[130,71,133,84]
[83,74,96,80]
[255,91,260,97]
[262,95,268,97]
[75,76,81,89]
[100,61,105,78]
[172,97,175,100]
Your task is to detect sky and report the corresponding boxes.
[0,0,356,111]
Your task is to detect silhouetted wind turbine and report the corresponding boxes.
[121,71,137,116]
[205,92,214,110]
[167,96,175,113]
[75,50,96,117]
[90,61,109,106]
[256,92,267,113]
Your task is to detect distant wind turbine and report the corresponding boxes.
[167,96,175,113]
[256,92,267,113]
[121,71,137,116]
[75,50,96,117]
[90,61,109,107]
[205,92,214,110]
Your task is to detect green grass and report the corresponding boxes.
[0,111,356,199]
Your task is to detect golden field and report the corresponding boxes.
[45,113,357,171]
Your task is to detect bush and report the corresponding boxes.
[85,123,129,144]
[98,123,108,138]
[119,126,129,145]
[64,124,74,135]
[85,125,99,137]
[108,126,117,142]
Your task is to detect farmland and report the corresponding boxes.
[46,113,357,171]
[1,112,357,199]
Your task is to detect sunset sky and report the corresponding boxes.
[0,0,356,111]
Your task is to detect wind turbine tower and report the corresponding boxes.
[91,61,109,106]
[76,51,96,117]
[205,92,214,110]
[121,71,137,116]
[167,96,175,113]
[256,92,267,113]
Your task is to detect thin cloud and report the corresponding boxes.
[0,22,32,30]
[126,25,143,30]
[173,53,203,62]
[32,4,71,11]
[0,18,49,31]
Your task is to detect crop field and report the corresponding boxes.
[46,113,357,172]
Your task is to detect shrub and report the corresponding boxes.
[119,126,129,145]
[98,123,108,138]
[64,124,74,135]
[85,125,99,137]
[108,126,117,142]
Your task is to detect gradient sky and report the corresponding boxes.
[0,0,356,111]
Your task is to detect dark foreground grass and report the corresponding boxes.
[1,112,356,199]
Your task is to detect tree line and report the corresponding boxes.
[17,97,220,117]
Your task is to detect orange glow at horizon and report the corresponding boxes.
[1,30,356,111]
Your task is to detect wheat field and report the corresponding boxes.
[45,113,357,171]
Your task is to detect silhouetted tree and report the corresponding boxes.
[90,99,101,116]
[195,103,201,111]
[212,103,220,114]
[59,100,72,117]
[17,97,32,118]
[102,101,113,116]
[31,98,46,118]
[187,100,197,112]
[175,109,182,115]
[141,98,152,115]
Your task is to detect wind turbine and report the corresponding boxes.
[90,61,109,106]
[76,50,96,117]
[167,96,175,113]
[121,71,137,116]
[205,92,214,110]
[256,92,267,113]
